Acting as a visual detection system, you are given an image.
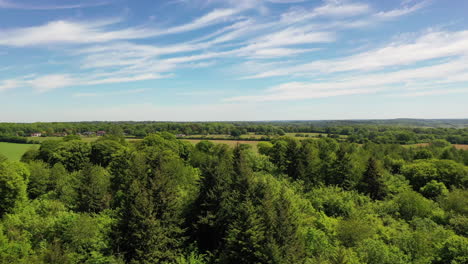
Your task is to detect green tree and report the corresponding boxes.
[26,161,51,199]
[420,180,448,200]
[116,149,197,263]
[394,190,435,221]
[435,236,468,264]
[76,164,111,213]
[221,200,268,264]
[50,163,76,207]
[54,141,91,171]
[90,139,124,167]
[356,239,408,264]
[327,146,354,188]
[0,161,29,217]
[359,158,387,200]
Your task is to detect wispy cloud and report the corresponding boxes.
[0,72,166,93]
[227,57,468,102]
[73,88,150,97]
[280,1,371,24]
[0,79,22,91]
[392,88,468,97]
[0,0,437,96]
[244,30,468,78]
[374,0,428,19]
[0,8,241,47]
[0,0,109,10]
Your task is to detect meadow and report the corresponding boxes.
[183,139,260,149]
[27,136,98,143]
[0,142,39,161]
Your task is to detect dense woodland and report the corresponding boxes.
[0,126,467,264]
[1,119,468,144]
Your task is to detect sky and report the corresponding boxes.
[0,0,467,122]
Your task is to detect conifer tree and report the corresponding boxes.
[360,157,387,200]
[76,164,111,213]
[221,199,268,264]
[189,145,234,254]
[327,146,354,189]
[116,151,186,263]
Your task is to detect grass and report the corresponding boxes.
[27,136,99,143]
[183,139,261,150]
[285,132,348,139]
[0,142,39,161]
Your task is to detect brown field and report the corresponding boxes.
[454,144,468,150]
[405,143,468,150]
[404,143,430,148]
[27,136,468,151]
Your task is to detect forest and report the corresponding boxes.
[0,126,467,264]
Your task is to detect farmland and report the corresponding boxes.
[0,142,39,161]
[183,139,261,149]
[27,136,98,143]
[405,143,468,150]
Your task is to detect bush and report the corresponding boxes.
[394,190,435,221]
[420,180,448,200]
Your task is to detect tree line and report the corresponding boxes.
[1,120,468,144]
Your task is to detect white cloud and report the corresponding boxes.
[164,8,241,34]
[0,8,241,47]
[246,48,318,58]
[247,28,335,48]
[281,1,371,24]
[393,88,468,97]
[0,0,108,10]
[228,58,468,102]
[0,72,166,93]
[72,88,150,97]
[245,30,468,78]
[267,0,307,3]
[375,1,427,19]
[0,0,440,99]
[28,74,75,92]
[0,20,153,46]
[85,73,166,85]
[0,79,22,91]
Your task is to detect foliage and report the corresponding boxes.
[0,129,467,263]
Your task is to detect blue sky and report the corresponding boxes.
[0,0,467,121]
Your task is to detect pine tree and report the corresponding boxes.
[115,151,188,263]
[360,157,387,200]
[221,199,268,264]
[327,146,354,189]
[189,146,234,254]
[75,164,111,213]
[269,189,305,264]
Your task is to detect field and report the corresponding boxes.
[27,136,98,143]
[454,144,468,150]
[405,143,468,150]
[0,142,39,161]
[183,139,261,149]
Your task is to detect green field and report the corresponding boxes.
[0,142,39,161]
[27,136,98,143]
[183,139,260,150]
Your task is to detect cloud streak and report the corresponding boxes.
[244,30,468,79]
[0,0,108,10]
[0,0,450,102]
[0,8,241,47]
